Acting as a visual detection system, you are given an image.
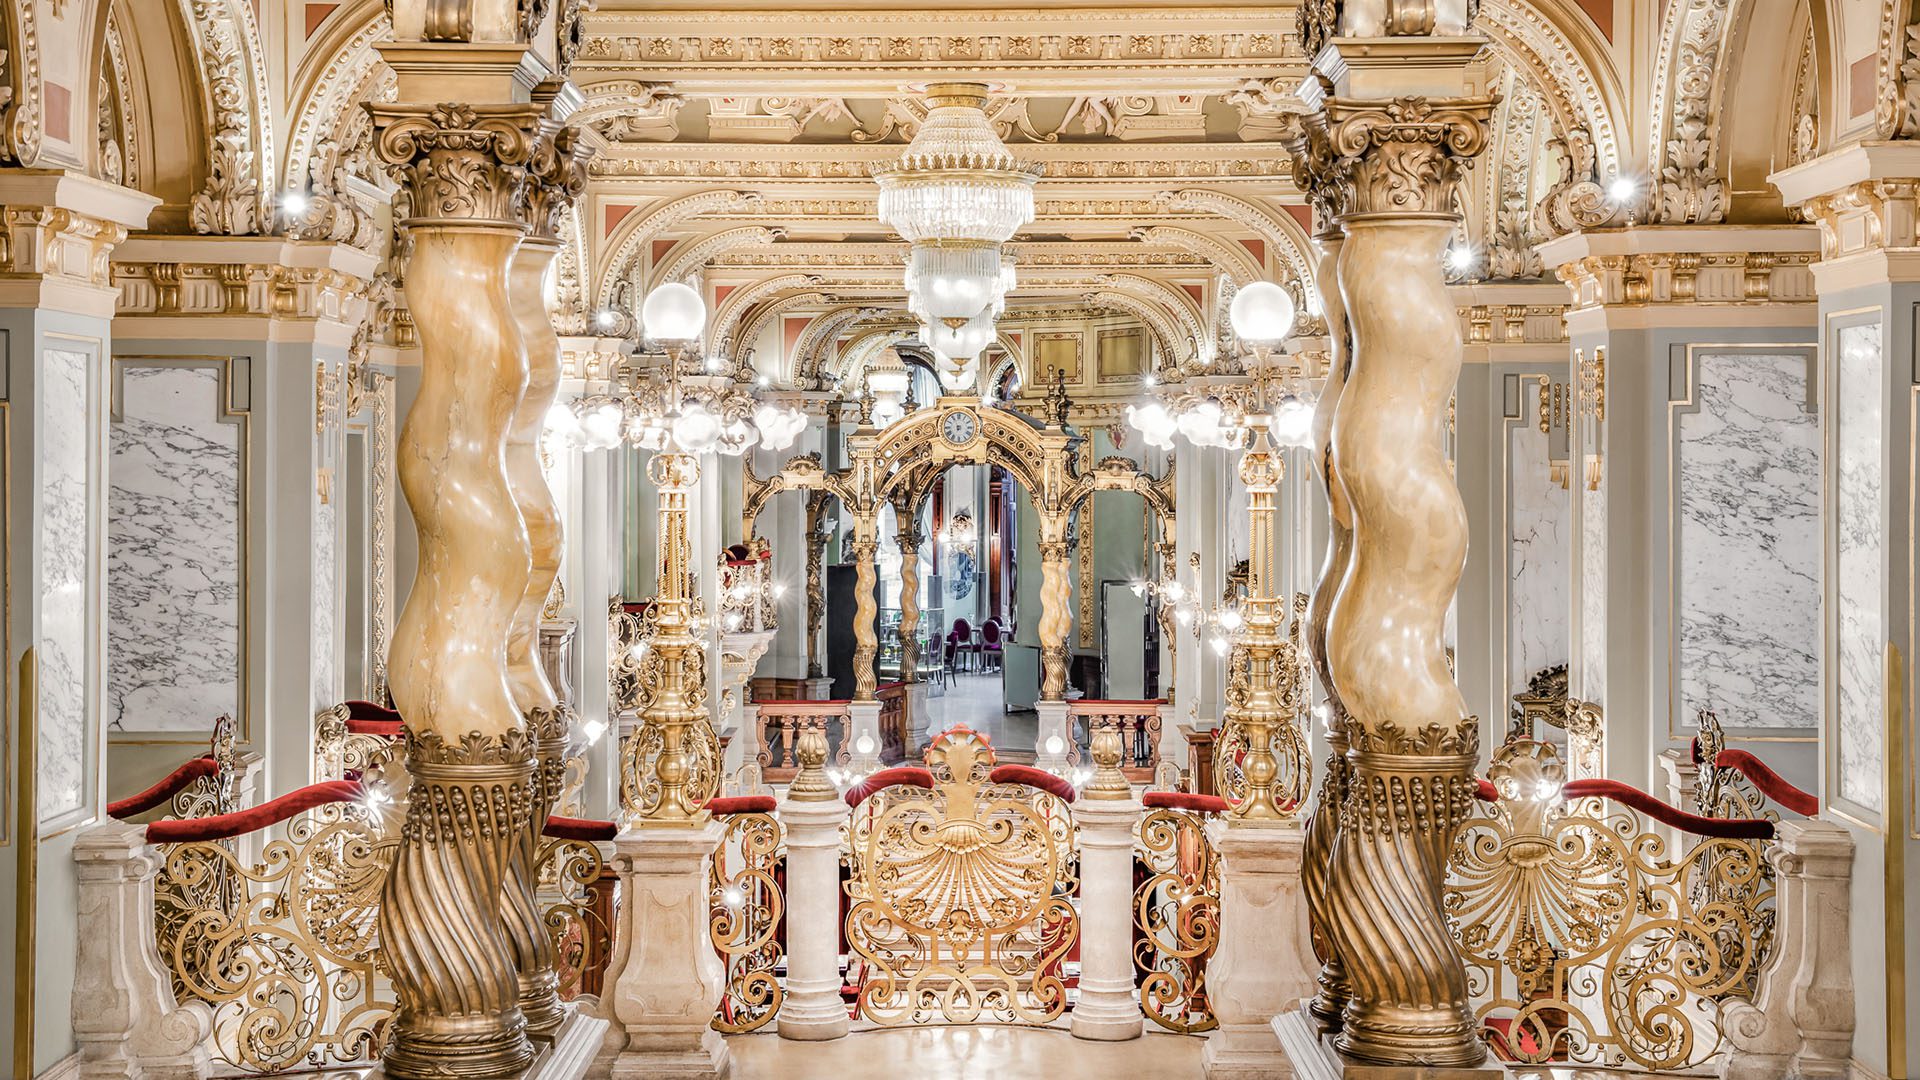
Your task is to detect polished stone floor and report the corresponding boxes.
[729,1026,1205,1079]
[921,671,1038,759]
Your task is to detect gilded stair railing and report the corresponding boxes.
[1133,790,1225,1033]
[1443,738,1779,1071]
[708,796,787,1032]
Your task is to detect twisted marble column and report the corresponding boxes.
[1037,538,1072,701]
[895,520,923,682]
[1320,94,1493,1068]
[850,529,880,701]
[1282,106,1359,1034]
[369,101,543,1079]
[497,119,585,1040]
[804,493,830,679]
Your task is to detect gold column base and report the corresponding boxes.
[381,733,540,1080]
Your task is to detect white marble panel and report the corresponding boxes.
[1508,423,1570,695]
[312,485,337,709]
[108,365,241,732]
[40,348,92,822]
[1579,481,1607,704]
[1836,323,1884,811]
[1676,353,1820,729]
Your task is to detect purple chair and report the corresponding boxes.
[980,619,1005,673]
[951,618,979,672]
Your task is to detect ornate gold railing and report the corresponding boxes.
[844,728,1079,1026]
[709,797,786,1033]
[537,819,617,1001]
[1444,738,1777,1071]
[720,541,778,634]
[1134,790,1225,1033]
[313,701,404,781]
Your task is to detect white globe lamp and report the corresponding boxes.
[1229,281,1297,350]
[642,282,707,344]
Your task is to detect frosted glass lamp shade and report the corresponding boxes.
[642,282,707,343]
[1229,281,1297,347]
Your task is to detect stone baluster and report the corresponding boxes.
[1721,819,1858,1080]
[367,100,546,1079]
[70,821,213,1079]
[1315,78,1496,1069]
[776,726,852,1041]
[1071,726,1144,1041]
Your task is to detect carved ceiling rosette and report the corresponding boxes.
[1323,95,1496,219]
[367,102,545,228]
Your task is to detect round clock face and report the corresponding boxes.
[941,410,977,446]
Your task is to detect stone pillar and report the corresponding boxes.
[593,819,729,1079]
[1037,530,1072,700]
[557,335,627,820]
[850,524,881,703]
[69,822,212,1079]
[366,99,545,1078]
[1071,728,1144,1041]
[1309,41,1496,1069]
[1769,145,1920,1080]
[803,491,832,681]
[776,727,851,1041]
[1201,818,1315,1079]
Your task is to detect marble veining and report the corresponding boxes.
[1579,478,1607,705]
[1508,421,1569,696]
[1836,324,1884,811]
[1676,353,1820,730]
[40,349,92,822]
[108,366,241,732]
[313,480,337,709]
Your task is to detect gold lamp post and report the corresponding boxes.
[620,283,723,824]
[1220,282,1312,820]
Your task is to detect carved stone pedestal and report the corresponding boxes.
[593,819,729,1080]
[846,700,883,772]
[1272,1008,1508,1080]
[775,797,851,1041]
[1202,819,1315,1080]
[1070,798,1145,1041]
[1033,700,1072,772]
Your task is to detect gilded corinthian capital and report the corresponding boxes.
[367,102,547,228]
[522,122,590,241]
[1324,95,1496,218]
[1276,108,1348,237]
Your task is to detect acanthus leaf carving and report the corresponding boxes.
[1324,95,1495,219]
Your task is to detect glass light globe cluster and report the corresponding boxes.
[551,284,809,456]
[875,84,1041,392]
[1126,279,1307,450]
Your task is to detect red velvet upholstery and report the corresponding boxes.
[345,718,404,738]
[1474,778,1499,802]
[145,780,365,844]
[989,764,1076,802]
[844,767,935,807]
[545,815,619,841]
[706,795,778,816]
[107,757,218,820]
[1142,791,1229,814]
[344,699,402,723]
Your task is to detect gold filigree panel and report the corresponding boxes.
[1134,806,1220,1033]
[710,811,787,1032]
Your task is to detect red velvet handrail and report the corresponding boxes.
[1710,748,1820,816]
[545,815,618,842]
[1474,778,1499,802]
[107,757,218,821]
[989,764,1077,802]
[145,780,365,844]
[1143,791,1229,814]
[844,767,935,808]
[345,718,404,738]
[1561,778,1774,839]
[707,795,778,816]
[344,699,402,723]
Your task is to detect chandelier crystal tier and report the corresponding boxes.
[874,82,1042,392]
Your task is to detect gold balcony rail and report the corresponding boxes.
[313,700,405,782]
[1443,738,1780,1072]
[1134,788,1226,1034]
[721,540,780,635]
[843,727,1080,1027]
[1069,699,1166,782]
[708,796,788,1033]
[538,817,619,1000]
[753,699,852,783]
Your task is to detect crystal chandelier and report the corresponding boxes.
[874,83,1042,392]
[556,283,808,456]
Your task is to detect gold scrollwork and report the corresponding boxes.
[709,811,787,1032]
[844,729,1078,1026]
[1443,739,1769,1071]
[1134,806,1221,1033]
[534,835,610,1000]
[156,801,398,1073]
